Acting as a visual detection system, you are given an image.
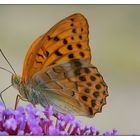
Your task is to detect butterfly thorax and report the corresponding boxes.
[11,74,43,105]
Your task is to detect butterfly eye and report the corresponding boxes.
[14,76,21,85]
[15,78,19,84]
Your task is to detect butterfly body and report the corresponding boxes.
[11,13,108,117]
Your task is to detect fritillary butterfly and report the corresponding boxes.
[11,13,108,117]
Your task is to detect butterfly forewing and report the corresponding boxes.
[22,13,91,83]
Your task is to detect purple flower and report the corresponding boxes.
[0,101,118,136]
[65,113,75,123]
[3,118,17,130]
[44,105,53,119]
[111,128,118,135]
[17,130,24,136]
[103,128,118,136]
[0,102,4,121]
[0,131,9,136]
[48,125,60,136]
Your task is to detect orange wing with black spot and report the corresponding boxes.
[70,65,108,116]
[22,13,91,83]
[31,59,108,117]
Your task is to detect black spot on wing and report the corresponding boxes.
[68,54,74,59]
[95,84,101,90]
[55,50,63,56]
[72,28,76,33]
[70,23,74,26]
[67,45,72,50]
[45,51,49,57]
[79,76,86,81]
[63,39,68,44]
[77,44,82,49]
[81,96,88,101]
[93,92,99,98]
[89,107,93,115]
[84,88,90,93]
[79,35,82,39]
[79,52,85,57]
[37,53,44,58]
[84,68,90,74]
[90,76,96,81]
[71,60,82,67]
[91,99,96,108]
[48,36,51,40]
[86,82,92,87]
[54,36,59,41]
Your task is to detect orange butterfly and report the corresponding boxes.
[1,13,108,117]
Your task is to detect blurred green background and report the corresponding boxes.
[0,5,140,135]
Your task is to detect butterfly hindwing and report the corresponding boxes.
[31,59,108,117]
[22,13,91,83]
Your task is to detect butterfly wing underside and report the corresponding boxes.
[31,59,108,117]
[21,13,108,117]
[22,13,91,83]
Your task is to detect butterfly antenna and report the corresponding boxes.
[0,49,16,75]
[0,67,13,75]
[0,84,12,109]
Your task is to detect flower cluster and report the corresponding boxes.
[0,102,117,136]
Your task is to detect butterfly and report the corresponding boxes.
[2,13,108,117]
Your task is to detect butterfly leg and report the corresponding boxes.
[15,94,27,109]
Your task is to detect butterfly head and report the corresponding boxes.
[11,74,22,89]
